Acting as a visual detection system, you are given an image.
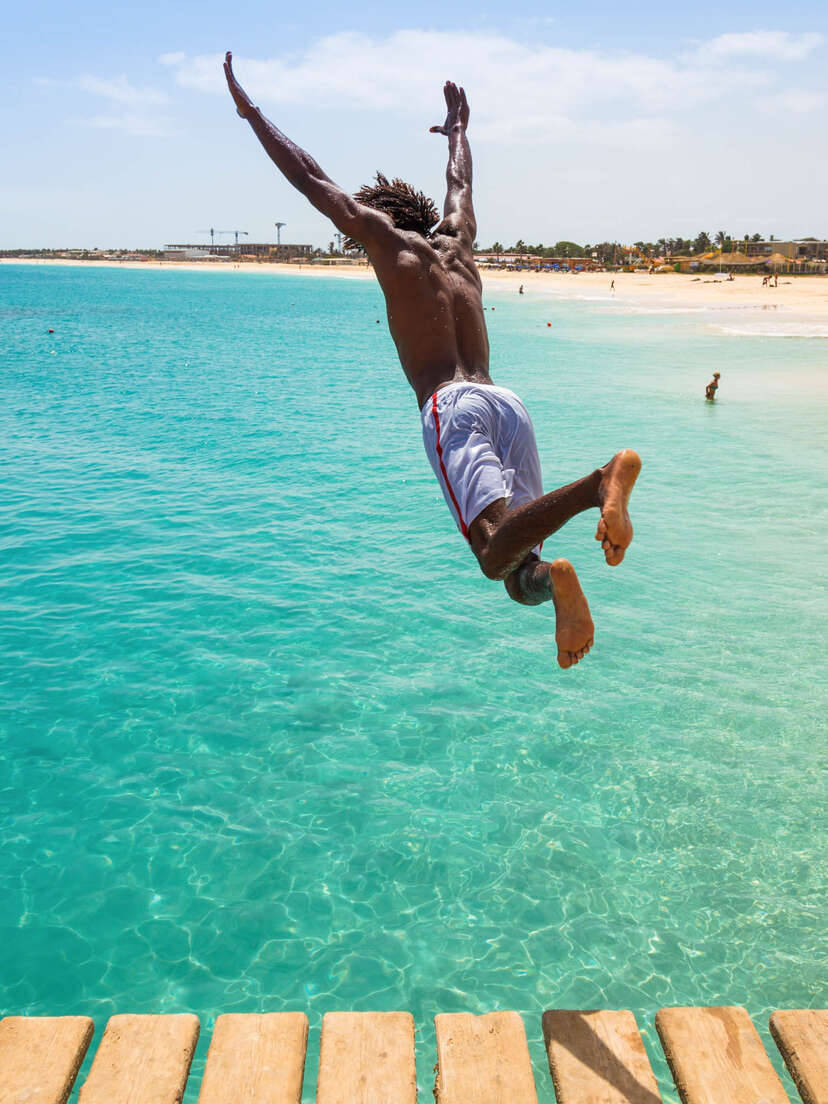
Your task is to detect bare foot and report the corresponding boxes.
[596,448,641,566]
[550,559,594,669]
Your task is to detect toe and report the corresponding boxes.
[595,518,607,541]
[558,650,572,669]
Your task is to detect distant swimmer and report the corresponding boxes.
[224,56,642,668]
[518,284,524,295]
[705,371,721,401]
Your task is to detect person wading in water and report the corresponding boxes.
[224,55,641,668]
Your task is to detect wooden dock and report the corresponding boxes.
[0,1005,825,1103]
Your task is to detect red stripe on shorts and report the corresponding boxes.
[432,392,469,540]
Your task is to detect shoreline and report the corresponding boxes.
[4,256,828,321]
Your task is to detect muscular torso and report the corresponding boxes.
[367,229,492,408]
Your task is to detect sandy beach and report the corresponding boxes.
[5,257,828,322]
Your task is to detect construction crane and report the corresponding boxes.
[198,228,217,247]
[274,222,286,247]
[217,230,249,246]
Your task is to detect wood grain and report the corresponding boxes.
[0,1015,94,1104]
[316,1011,416,1104]
[197,1013,308,1103]
[542,1009,662,1103]
[434,1011,538,1103]
[656,1005,789,1104]
[77,1013,199,1104]
[769,1010,828,1104]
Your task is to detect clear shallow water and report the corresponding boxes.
[1,264,825,1101]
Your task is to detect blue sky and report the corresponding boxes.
[5,0,827,248]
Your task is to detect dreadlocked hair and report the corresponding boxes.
[344,173,439,251]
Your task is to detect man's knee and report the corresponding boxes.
[468,502,509,580]
[504,571,525,603]
[474,542,508,581]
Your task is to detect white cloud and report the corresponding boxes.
[173,32,701,112]
[166,29,781,151]
[85,113,172,137]
[763,89,826,114]
[76,74,171,136]
[78,74,169,107]
[158,52,186,67]
[704,31,824,61]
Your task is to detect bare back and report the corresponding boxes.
[222,64,485,409]
[368,227,491,409]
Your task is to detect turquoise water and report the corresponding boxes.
[1,263,825,1101]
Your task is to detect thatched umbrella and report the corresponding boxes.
[702,251,755,268]
[765,252,795,269]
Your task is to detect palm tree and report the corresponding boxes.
[715,230,727,249]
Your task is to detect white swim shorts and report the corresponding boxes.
[421,382,544,550]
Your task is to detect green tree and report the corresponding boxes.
[694,231,711,253]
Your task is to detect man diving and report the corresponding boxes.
[224,55,641,668]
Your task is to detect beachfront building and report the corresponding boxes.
[744,239,828,261]
[239,242,314,261]
[162,242,314,261]
[699,248,828,274]
[476,253,601,271]
[163,244,235,260]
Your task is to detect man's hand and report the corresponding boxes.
[224,51,255,119]
[429,81,469,135]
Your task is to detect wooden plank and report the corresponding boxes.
[197,1013,308,1104]
[0,1015,94,1104]
[542,1009,662,1104]
[316,1012,416,1104]
[769,1010,828,1104]
[434,1011,538,1104]
[77,1013,199,1104]
[655,1005,789,1104]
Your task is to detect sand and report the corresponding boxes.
[4,257,828,321]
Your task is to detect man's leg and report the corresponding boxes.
[502,554,595,669]
[469,449,641,581]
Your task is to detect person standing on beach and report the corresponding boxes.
[223,55,641,669]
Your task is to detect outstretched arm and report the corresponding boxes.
[430,81,475,243]
[224,52,391,249]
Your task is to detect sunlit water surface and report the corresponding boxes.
[1,264,825,1101]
